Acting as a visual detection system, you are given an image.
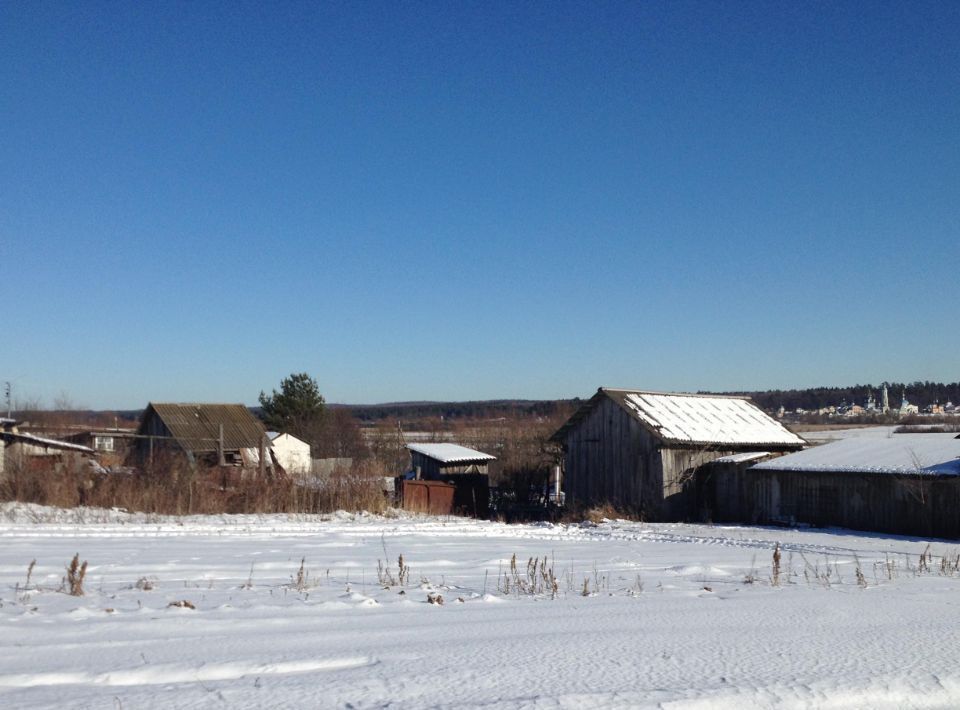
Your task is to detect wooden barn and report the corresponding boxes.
[700,433,960,538]
[134,403,276,475]
[551,388,805,519]
[399,443,496,518]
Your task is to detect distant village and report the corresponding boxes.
[2,379,960,540]
[776,383,957,420]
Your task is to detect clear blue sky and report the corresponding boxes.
[2,1,958,409]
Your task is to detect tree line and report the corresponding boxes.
[343,399,581,422]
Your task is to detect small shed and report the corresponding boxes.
[62,428,137,464]
[134,403,275,474]
[406,443,496,479]
[267,431,312,476]
[552,388,805,519]
[1,424,95,476]
[401,443,496,518]
[703,433,960,537]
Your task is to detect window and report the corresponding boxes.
[94,436,115,452]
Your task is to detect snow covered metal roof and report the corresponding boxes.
[552,388,805,449]
[0,431,95,454]
[406,443,496,464]
[615,391,804,447]
[602,389,805,448]
[751,433,960,476]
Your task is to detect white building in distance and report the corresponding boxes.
[268,432,312,475]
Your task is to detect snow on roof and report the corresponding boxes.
[406,443,496,463]
[0,431,95,454]
[610,390,805,448]
[796,426,900,443]
[714,451,773,464]
[751,433,960,476]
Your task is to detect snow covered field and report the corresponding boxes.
[2,504,960,709]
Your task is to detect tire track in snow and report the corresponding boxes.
[0,656,373,689]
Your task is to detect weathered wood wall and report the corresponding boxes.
[562,396,649,513]
[560,397,742,519]
[658,447,743,520]
[699,464,960,539]
[134,413,176,465]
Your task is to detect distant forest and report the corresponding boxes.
[342,399,580,422]
[344,381,960,421]
[17,382,960,427]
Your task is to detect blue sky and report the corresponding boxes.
[2,1,958,409]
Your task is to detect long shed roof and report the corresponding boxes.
[139,403,267,453]
[751,433,960,476]
[553,388,805,449]
[406,443,496,464]
[0,431,95,454]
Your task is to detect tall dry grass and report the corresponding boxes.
[0,455,390,516]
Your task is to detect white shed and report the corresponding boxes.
[268,432,312,475]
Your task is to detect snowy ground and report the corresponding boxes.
[2,504,960,709]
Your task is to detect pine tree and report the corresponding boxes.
[258,373,326,448]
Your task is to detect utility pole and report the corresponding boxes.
[4,381,10,418]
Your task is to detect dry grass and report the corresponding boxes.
[292,558,307,592]
[497,553,560,598]
[576,504,639,524]
[376,535,410,588]
[65,553,88,596]
[0,456,392,516]
[772,543,782,586]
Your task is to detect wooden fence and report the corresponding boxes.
[697,462,960,539]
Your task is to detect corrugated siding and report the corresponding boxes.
[406,443,496,464]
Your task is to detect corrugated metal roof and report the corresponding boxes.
[617,390,806,447]
[141,403,267,453]
[751,433,960,475]
[553,388,805,449]
[406,443,496,463]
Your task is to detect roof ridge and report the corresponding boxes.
[599,388,751,400]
